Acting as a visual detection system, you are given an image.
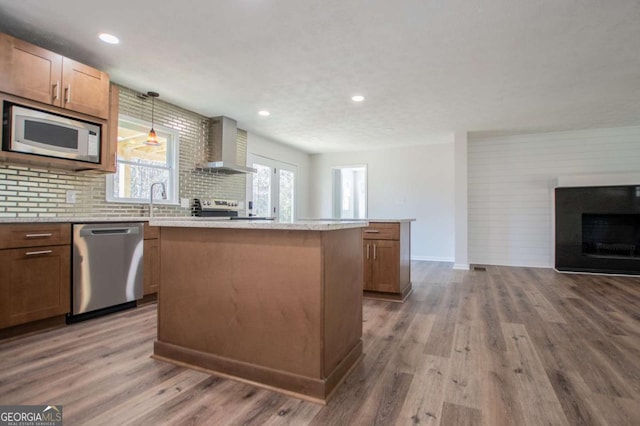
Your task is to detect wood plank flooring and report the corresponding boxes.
[1,262,639,425]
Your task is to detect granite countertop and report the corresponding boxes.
[148,218,369,231]
[0,216,412,227]
[300,218,416,223]
[359,218,415,223]
[0,216,152,224]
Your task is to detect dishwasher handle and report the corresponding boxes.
[79,226,140,237]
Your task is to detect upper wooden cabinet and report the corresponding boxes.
[0,32,116,173]
[60,57,110,119]
[0,32,109,119]
[104,83,119,173]
[0,34,61,105]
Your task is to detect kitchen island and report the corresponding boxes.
[148,218,367,404]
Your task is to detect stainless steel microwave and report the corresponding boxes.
[3,103,101,163]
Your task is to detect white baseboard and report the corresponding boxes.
[471,262,552,269]
[453,263,470,270]
[411,256,455,262]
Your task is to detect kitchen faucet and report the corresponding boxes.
[149,182,167,217]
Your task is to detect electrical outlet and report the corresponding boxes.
[65,190,77,204]
[180,198,190,208]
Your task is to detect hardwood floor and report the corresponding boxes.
[1,261,639,425]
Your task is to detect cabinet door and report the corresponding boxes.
[143,238,160,295]
[371,240,400,293]
[0,33,62,107]
[0,245,70,328]
[363,241,373,290]
[61,57,110,119]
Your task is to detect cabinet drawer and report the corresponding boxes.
[0,223,71,249]
[363,223,400,240]
[143,222,160,240]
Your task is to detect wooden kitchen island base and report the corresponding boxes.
[151,221,366,404]
[153,338,363,404]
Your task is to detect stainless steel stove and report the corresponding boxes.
[192,198,275,220]
[192,198,240,217]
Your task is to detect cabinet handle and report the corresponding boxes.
[25,233,53,238]
[52,81,60,101]
[25,250,53,256]
[364,230,380,233]
[373,244,377,260]
[65,84,71,104]
[366,243,370,259]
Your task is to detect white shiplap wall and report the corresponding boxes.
[468,126,640,267]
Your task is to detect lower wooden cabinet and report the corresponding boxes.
[143,223,160,296]
[364,239,400,292]
[0,244,70,328]
[143,238,159,295]
[362,221,412,300]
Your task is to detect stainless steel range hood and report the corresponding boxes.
[196,116,256,174]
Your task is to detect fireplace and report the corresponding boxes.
[556,185,640,275]
[582,214,640,259]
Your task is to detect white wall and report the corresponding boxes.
[310,143,455,261]
[247,133,311,218]
[468,126,640,267]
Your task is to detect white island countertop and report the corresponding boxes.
[148,217,369,231]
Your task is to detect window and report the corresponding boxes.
[332,165,367,219]
[106,115,179,204]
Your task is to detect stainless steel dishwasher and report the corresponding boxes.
[68,222,143,322]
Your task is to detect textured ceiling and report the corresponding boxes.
[0,0,639,153]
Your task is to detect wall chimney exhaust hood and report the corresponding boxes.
[196,116,256,174]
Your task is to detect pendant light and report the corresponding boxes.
[145,91,160,146]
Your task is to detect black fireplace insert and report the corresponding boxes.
[556,185,640,275]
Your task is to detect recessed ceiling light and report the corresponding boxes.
[98,33,120,44]
[258,110,270,116]
[351,95,365,102]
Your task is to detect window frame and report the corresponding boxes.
[105,114,180,205]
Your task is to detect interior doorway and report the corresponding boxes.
[332,165,367,219]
